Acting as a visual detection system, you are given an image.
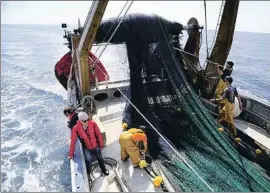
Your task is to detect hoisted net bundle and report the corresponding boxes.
[95,13,270,191]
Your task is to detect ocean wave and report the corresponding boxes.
[28,82,67,100]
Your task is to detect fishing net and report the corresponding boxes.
[95,13,270,191]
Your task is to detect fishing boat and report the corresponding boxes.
[54,0,270,192]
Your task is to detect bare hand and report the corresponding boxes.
[68,156,73,159]
[210,99,215,103]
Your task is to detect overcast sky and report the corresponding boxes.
[1,1,270,33]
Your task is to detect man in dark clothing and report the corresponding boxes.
[63,107,78,129]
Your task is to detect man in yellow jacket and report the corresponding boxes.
[211,76,242,137]
[214,61,234,106]
[119,123,148,168]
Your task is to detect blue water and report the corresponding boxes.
[1,24,270,192]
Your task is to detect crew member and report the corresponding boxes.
[68,111,109,176]
[214,61,234,106]
[63,107,78,129]
[119,123,148,168]
[211,76,243,137]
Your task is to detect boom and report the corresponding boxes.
[76,0,109,96]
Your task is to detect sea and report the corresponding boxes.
[1,24,270,192]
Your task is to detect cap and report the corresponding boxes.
[78,112,89,121]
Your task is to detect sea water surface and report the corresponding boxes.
[1,24,270,191]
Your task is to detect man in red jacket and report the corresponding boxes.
[68,111,109,176]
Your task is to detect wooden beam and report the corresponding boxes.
[208,0,240,70]
[80,50,90,96]
[201,0,240,98]
[78,0,109,96]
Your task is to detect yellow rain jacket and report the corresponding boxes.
[119,128,147,166]
[218,86,237,137]
[215,78,226,106]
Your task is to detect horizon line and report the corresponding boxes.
[1,23,270,34]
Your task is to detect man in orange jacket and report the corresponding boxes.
[68,111,109,175]
[119,123,148,168]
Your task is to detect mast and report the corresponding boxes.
[202,0,240,98]
[208,0,239,70]
[76,0,109,97]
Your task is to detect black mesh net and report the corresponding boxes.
[95,13,270,191]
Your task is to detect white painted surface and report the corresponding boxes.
[244,127,270,149]
[233,97,241,118]
[91,177,110,192]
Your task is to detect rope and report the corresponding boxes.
[179,49,200,73]
[199,28,203,53]
[92,57,215,192]
[83,1,96,30]
[204,0,209,58]
[93,1,134,65]
[94,1,130,55]
[144,167,155,178]
[144,167,169,192]
[209,0,225,53]
[173,47,223,68]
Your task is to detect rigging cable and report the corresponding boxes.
[173,47,221,67]
[83,1,95,29]
[93,1,134,64]
[94,1,130,55]
[204,0,209,59]
[209,0,225,53]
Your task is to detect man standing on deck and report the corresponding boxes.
[211,76,243,137]
[214,61,234,107]
[68,111,109,176]
[64,107,88,150]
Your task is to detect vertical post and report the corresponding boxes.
[77,0,109,97]
[95,75,98,90]
[105,75,108,88]
[72,36,80,56]
[207,0,240,70]
[201,0,240,98]
[80,49,90,95]
[71,35,82,98]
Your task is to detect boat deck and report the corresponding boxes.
[89,81,163,192]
